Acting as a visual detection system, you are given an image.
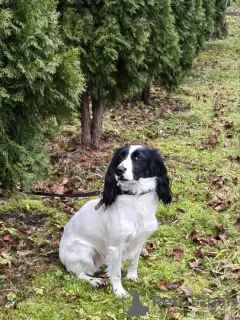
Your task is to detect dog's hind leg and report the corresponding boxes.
[63,243,107,287]
[78,271,106,287]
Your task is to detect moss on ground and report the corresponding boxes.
[1,7,240,320]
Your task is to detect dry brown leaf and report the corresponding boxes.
[189,259,200,269]
[140,247,149,257]
[172,247,184,261]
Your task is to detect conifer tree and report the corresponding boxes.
[171,0,204,72]
[0,0,84,192]
[60,0,150,148]
[202,0,227,39]
[171,0,227,75]
[202,0,216,39]
[142,0,181,104]
[214,0,227,37]
[195,0,206,53]
[60,0,181,148]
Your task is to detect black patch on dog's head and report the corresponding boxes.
[101,146,130,207]
[130,148,153,180]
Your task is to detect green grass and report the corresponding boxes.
[1,9,240,320]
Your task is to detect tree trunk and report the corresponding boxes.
[91,98,104,149]
[80,89,92,147]
[141,85,150,105]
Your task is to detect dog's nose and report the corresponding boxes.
[115,166,126,176]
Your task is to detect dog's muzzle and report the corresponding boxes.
[115,166,127,180]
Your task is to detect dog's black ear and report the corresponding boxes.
[101,147,123,208]
[151,149,172,205]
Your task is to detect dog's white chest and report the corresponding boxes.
[127,211,158,241]
[113,192,159,243]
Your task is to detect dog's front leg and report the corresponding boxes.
[107,246,129,297]
[126,245,142,281]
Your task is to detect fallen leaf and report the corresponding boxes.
[232,176,239,185]
[224,272,236,279]
[62,177,69,185]
[228,155,240,163]
[223,121,234,129]
[189,229,200,240]
[196,175,205,181]
[3,235,15,243]
[167,280,184,290]
[146,241,158,251]
[224,140,232,147]
[195,247,203,257]
[210,282,218,288]
[140,247,149,257]
[189,230,218,247]
[213,204,227,212]
[181,283,193,304]
[201,236,218,246]
[51,238,60,246]
[17,250,34,258]
[56,287,62,296]
[215,224,228,240]
[235,217,240,226]
[176,207,187,213]
[153,279,168,291]
[210,269,224,277]
[189,259,200,269]
[166,307,178,318]
[203,288,213,294]
[187,306,198,312]
[0,252,12,268]
[208,199,227,212]
[172,247,184,261]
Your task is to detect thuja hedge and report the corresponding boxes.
[0,0,227,190]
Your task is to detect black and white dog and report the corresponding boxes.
[59,145,172,297]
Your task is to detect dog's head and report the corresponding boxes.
[101,145,172,207]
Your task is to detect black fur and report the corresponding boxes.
[101,147,127,207]
[150,149,172,205]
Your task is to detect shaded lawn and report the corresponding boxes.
[0,9,240,320]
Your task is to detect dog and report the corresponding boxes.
[59,145,172,297]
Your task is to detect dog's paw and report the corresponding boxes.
[114,287,130,298]
[126,273,138,282]
[90,277,107,288]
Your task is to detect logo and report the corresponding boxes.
[122,291,149,317]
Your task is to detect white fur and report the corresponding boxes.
[59,178,159,297]
[118,145,143,181]
[118,177,157,195]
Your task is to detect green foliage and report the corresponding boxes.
[171,0,227,75]
[144,0,181,90]
[202,0,227,39]
[195,0,206,52]
[202,0,216,39]
[0,0,228,187]
[0,0,84,191]
[61,0,152,101]
[214,0,227,36]
[171,0,205,73]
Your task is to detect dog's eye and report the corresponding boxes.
[135,155,141,160]
[119,155,123,161]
